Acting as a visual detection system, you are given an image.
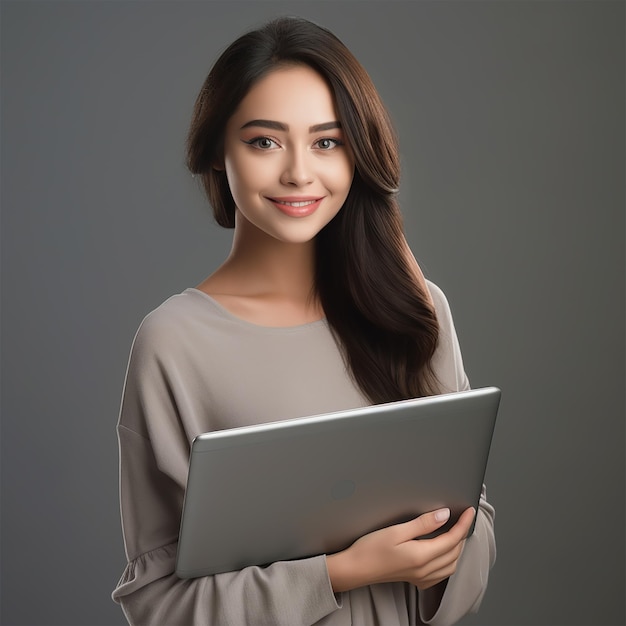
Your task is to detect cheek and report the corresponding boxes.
[225,155,268,200]
[328,159,355,195]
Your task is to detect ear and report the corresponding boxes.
[212,159,225,172]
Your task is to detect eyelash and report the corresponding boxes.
[244,136,344,151]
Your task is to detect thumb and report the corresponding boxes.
[394,508,451,542]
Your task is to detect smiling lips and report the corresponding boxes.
[267,196,324,217]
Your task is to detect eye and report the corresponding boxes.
[244,136,279,150]
[314,137,344,150]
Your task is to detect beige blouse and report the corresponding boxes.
[112,281,496,625]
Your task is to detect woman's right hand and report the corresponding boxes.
[325,506,475,592]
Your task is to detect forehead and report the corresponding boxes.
[228,65,339,130]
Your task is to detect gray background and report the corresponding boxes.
[1,1,624,624]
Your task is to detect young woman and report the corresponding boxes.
[112,16,496,626]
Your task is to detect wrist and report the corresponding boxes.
[326,549,362,593]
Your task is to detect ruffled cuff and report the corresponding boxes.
[112,542,178,602]
[112,545,341,626]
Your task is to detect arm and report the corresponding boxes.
[420,281,497,622]
[325,282,497,623]
[325,485,495,626]
[113,428,340,626]
[112,316,341,626]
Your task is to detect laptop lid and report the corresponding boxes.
[176,386,500,578]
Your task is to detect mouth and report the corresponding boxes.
[266,196,324,217]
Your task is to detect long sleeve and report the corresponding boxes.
[417,282,497,623]
[113,427,340,625]
[112,285,495,625]
[112,310,342,626]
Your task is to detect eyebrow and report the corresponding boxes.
[240,119,342,133]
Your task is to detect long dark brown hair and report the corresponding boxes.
[186,16,440,403]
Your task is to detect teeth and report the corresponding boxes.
[277,199,316,207]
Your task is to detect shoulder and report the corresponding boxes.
[120,291,216,424]
[131,292,190,351]
[128,289,218,364]
[425,279,447,309]
[424,279,470,392]
[425,279,455,331]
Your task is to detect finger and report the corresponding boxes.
[418,536,466,578]
[407,537,467,589]
[446,507,476,542]
[413,554,462,590]
[402,507,474,564]
[391,508,451,543]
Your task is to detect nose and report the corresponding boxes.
[279,149,314,187]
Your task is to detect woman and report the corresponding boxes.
[112,16,496,625]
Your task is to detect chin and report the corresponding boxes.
[270,229,321,245]
[256,216,337,245]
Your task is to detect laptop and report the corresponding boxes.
[175,386,501,578]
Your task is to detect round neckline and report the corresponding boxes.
[184,288,328,331]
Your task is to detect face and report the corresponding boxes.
[220,64,355,244]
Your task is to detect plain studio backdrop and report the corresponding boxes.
[1,1,624,625]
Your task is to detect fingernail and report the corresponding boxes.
[435,508,450,522]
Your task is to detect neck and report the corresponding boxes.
[222,213,317,303]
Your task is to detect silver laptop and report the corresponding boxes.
[176,386,501,578]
